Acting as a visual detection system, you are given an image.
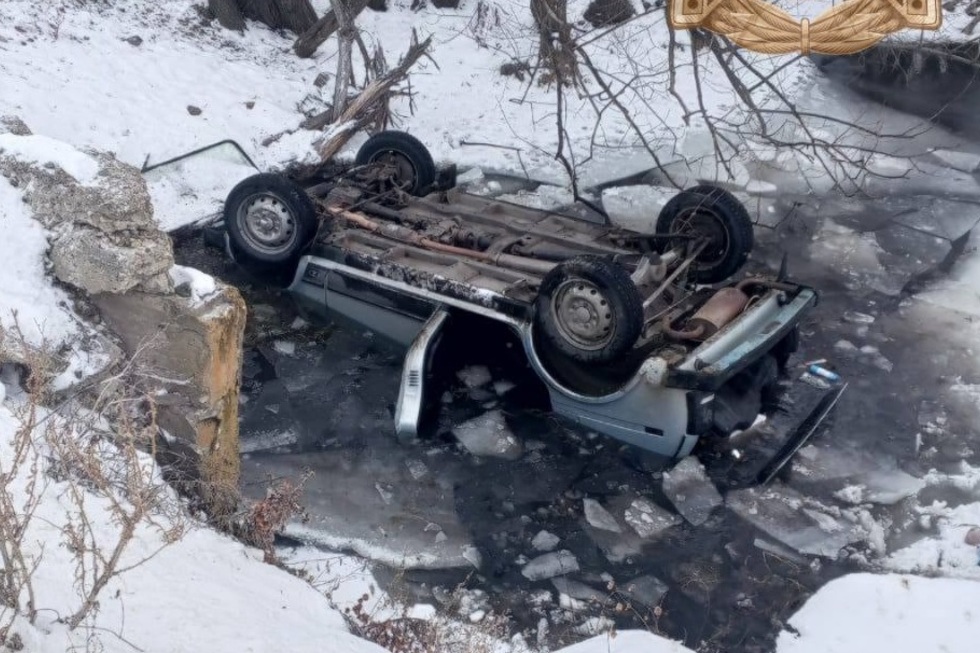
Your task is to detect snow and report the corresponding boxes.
[0,401,385,653]
[0,175,84,362]
[0,133,100,185]
[557,630,695,653]
[169,264,218,304]
[776,573,980,653]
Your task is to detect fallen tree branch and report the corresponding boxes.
[294,0,369,58]
[313,31,434,162]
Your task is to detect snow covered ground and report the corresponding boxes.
[4,0,980,651]
[777,573,980,653]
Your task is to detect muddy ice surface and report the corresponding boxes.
[172,145,980,650]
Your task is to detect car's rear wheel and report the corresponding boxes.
[656,184,754,284]
[224,173,319,268]
[534,256,644,365]
[354,131,437,197]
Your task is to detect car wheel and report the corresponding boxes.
[224,173,319,268]
[354,131,437,197]
[656,184,754,284]
[534,256,644,365]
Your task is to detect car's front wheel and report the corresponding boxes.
[224,173,319,269]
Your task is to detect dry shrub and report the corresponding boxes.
[242,470,313,563]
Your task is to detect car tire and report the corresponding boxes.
[534,256,644,365]
[354,131,437,197]
[224,173,319,268]
[656,184,754,284]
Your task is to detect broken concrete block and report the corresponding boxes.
[94,283,247,515]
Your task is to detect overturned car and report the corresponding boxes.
[218,131,842,475]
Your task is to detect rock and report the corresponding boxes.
[521,550,580,581]
[620,575,669,608]
[452,410,523,460]
[531,530,560,552]
[583,0,635,27]
[187,105,203,116]
[430,0,460,7]
[583,498,622,533]
[0,134,174,294]
[624,497,682,539]
[931,148,980,173]
[94,284,247,515]
[661,457,722,526]
[727,485,868,558]
[124,35,143,47]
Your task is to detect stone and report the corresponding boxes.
[624,497,682,539]
[187,105,203,116]
[531,530,560,552]
[125,35,143,47]
[94,284,247,515]
[661,457,722,526]
[583,498,622,533]
[521,550,580,581]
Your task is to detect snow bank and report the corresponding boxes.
[0,400,385,653]
[776,573,980,653]
[557,630,695,653]
[0,175,81,354]
[0,133,100,185]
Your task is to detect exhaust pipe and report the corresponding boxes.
[663,287,750,341]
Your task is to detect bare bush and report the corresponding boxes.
[0,319,187,642]
[242,471,313,563]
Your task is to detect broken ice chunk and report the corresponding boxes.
[521,550,580,581]
[662,457,722,526]
[456,365,492,389]
[583,498,622,533]
[573,616,614,636]
[624,497,682,539]
[620,575,668,608]
[727,485,868,558]
[842,311,875,325]
[452,410,524,460]
[273,340,296,356]
[531,530,560,552]
[551,577,605,604]
[931,148,980,173]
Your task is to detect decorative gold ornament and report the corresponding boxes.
[669,0,942,55]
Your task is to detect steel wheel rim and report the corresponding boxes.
[373,150,418,192]
[551,279,616,351]
[237,193,297,256]
[674,206,730,267]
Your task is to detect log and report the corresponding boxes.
[240,0,318,34]
[294,0,370,58]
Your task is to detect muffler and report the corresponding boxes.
[663,287,750,341]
